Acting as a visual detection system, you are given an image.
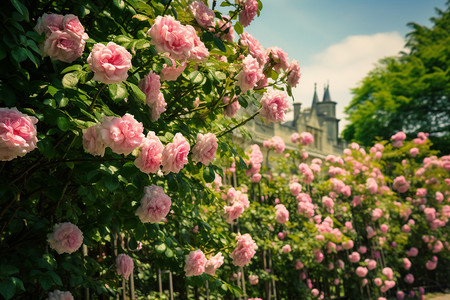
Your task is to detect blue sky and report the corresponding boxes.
[238,0,447,131]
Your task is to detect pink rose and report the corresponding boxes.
[382,267,394,280]
[267,47,289,73]
[185,249,207,276]
[403,258,412,270]
[215,16,235,43]
[342,240,354,250]
[161,133,190,174]
[348,252,360,263]
[367,259,377,270]
[240,32,268,67]
[82,124,105,157]
[224,202,245,223]
[404,274,414,284]
[410,147,419,157]
[248,274,259,285]
[87,42,132,84]
[299,132,314,146]
[282,244,291,253]
[205,252,224,275]
[407,247,419,257]
[35,13,88,63]
[356,266,368,278]
[289,182,302,196]
[391,131,406,147]
[291,132,300,143]
[287,60,301,87]
[251,173,262,183]
[295,260,304,270]
[48,290,74,300]
[380,224,389,234]
[100,114,144,155]
[138,71,166,121]
[189,1,215,28]
[374,278,382,286]
[275,204,289,224]
[223,96,241,117]
[135,185,172,223]
[393,176,410,193]
[191,133,218,165]
[47,222,83,254]
[0,107,38,161]
[134,132,164,174]
[116,254,134,280]
[239,0,258,27]
[246,144,263,176]
[260,90,289,123]
[236,55,264,92]
[160,56,186,81]
[230,233,258,267]
[187,25,210,61]
[426,258,437,270]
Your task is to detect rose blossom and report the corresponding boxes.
[407,247,419,257]
[223,96,241,117]
[48,290,74,300]
[138,71,167,121]
[134,132,164,174]
[290,132,300,143]
[393,176,410,193]
[374,278,382,286]
[275,204,289,224]
[349,252,360,263]
[0,107,38,161]
[100,114,144,155]
[239,0,258,27]
[236,55,264,92]
[135,185,171,223]
[116,254,134,280]
[160,56,186,81]
[287,60,301,87]
[299,132,314,146]
[367,259,377,270]
[161,133,190,174]
[224,202,245,223]
[205,252,224,275]
[48,222,83,254]
[282,244,291,253]
[404,274,414,284]
[186,25,209,61]
[391,131,406,147]
[189,1,215,28]
[87,42,132,84]
[249,274,259,285]
[191,133,218,165]
[82,124,105,157]
[215,16,235,42]
[425,257,437,270]
[230,233,258,267]
[246,144,263,176]
[35,13,88,63]
[382,267,394,280]
[342,240,354,250]
[289,182,302,196]
[260,90,289,123]
[267,47,289,73]
[185,249,207,276]
[240,32,268,67]
[356,266,368,278]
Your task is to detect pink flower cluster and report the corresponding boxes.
[393,176,410,193]
[267,47,289,73]
[239,0,258,27]
[134,132,164,174]
[289,182,302,196]
[259,90,289,123]
[287,60,301,87]
[297,132,314,146]
[240,32,268,67]
[135,185,172,223]
[246,144,263,176]
[148,16,209,61]
[230,233,258,267]
[236,55,264,92]
[263,136,285,153]
[224,188,249,223]
[223,96,241,118]
[0,107,38,161]
[249,274,259,285]
[160,56,186,81]
[189,1,215,28]
[275,204,289,224]
[35,13,88,63]
[48,290,74,300]
[185,249,207,276]
[161,133,190,174]
[88,42,132,84]
[391,131,406,147]
[205,252,224,275]
[299,163,314,184]
[116,254,134,280]
[138,71,166,121]
[191,133,218,165]
[47,222,83,254]
[297,193,315,217]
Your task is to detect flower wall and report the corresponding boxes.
[0,0,448,300]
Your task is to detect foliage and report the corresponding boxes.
[343,3,450,154]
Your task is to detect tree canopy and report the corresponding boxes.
[343,2,450,154]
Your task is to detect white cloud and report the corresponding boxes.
[289,32,405,132]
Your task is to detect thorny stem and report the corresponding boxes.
[89,83,107,112]
[162,0,173,16]
[216,110,260,138]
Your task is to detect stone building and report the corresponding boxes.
[242,83,346,158]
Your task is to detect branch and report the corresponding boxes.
[89,83,107,112]
[216,110,260,138]
[163,0,173,16]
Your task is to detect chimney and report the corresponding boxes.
[293,102,301,126]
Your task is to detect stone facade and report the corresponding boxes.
[241,84,346,159]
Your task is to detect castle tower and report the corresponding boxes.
[316,84,339,142]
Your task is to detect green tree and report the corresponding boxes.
[343,2,450,154]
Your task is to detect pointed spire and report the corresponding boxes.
[323,82,332,102]
[312,83,319,106]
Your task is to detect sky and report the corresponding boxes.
[240,0,448,132]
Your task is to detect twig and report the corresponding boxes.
[89,83,107,112]
[216,110,260,138]
[163,0,173,16]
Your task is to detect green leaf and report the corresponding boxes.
[47,271,62,286]
[189,71,204,85]
[61,65,82,74]
[11,47,27,64]
[10,0,24,15]
[203,166,215,183]
[129,236,138,250]
[104,175,119,192]
[133,14,150,21]
[62,73,79,89]
[126,82,146,102]
[40,274,53,291]
[56,117,70,132]
[164,248,173,258]
[234,22,243,35]
[108,83,129,102]
[213,36,226,52]
[10,277,24,292]
[227,284,243,297]
[155,243,166,253]
[237,95,248,108]
[0,280,15,300]
[0,265,19,276]
[0,47,6,61]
